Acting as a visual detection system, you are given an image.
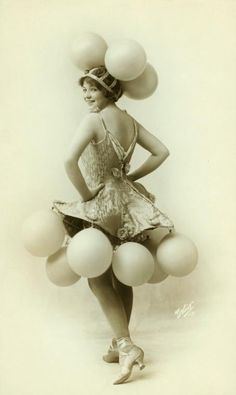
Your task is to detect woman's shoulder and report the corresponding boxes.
[105,106,137,124]
[79,112,101,130]
[121,108,138,125]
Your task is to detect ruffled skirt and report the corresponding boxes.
[53,177,173,245]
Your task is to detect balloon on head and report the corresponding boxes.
[22,209,66,257]
[66,228,113,278]
[112,242,154,286]
[142,229,169,283]
[156,232,198,277]
[121,63,158,99]
[46,247,80,287]
[105,39,147,81]
[71,32,107,70]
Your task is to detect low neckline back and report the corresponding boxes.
[97,113,137,160]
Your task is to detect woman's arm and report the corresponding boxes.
[64,114,102,201]
[128,122,170,182]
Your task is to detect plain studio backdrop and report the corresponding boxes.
[0,1,236,394]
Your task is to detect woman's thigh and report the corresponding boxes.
[88,267,113,291]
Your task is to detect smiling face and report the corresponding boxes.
[82,80,110,112]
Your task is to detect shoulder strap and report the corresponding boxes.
[133,118,138,138]
[125,111,138,140]
[97,112,107,132]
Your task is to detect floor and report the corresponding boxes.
[1,282,235,395]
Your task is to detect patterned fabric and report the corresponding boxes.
[53,113,174,243]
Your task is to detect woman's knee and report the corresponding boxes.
[112,272,132,292]
[87,269,112,295]
[87,277,101,293]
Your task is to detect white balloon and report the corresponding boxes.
[105,39,147,81]
[122,63,158,99]
[66,228,113,278]
[142,229,169,283]
[22,210,65,257]
[145,228,170,247]
[71,32,107,70]
[46,247,80,287]
[112,242,154,286]
[156,232,198,277]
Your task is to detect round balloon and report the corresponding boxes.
[71,32,107,70]
[105,39,147,81]
[112,242,154,287]
[156,232,198,277]
[122,63,158,99]
[46,247,80,287]
[145,228,170,247]
[22,209,65,257]
[66,228,113,278]
[142,229,169,283]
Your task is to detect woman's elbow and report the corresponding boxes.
[163,148,170,159]
[64,155,78,170]
[154,147,170,160]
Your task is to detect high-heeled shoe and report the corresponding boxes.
[103,338,140,365]
[113,337,145,385]
[103,338,119,363]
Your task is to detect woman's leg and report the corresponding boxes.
[88,268,144,384]
[111,274,133,325]
[88,268,129,338]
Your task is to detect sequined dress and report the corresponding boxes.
[53,113,173,244]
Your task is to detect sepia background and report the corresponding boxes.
[0,1,236,394]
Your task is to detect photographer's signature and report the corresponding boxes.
[174,301,195,319]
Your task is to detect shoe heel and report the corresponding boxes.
[136,356,145,370]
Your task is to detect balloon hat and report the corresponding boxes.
[71,32,159,100]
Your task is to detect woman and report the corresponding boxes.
[53,66,173,384]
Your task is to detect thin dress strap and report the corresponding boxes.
[97,112,107,133]
[91,113,107,145]
[98,113,137,161]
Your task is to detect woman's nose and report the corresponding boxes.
[85,91,91,99]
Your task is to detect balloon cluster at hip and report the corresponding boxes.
[71,32,158,100]
[22,210,198,288]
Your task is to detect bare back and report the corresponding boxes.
[93,105,136,152]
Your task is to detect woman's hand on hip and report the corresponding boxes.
[81,183,105,202]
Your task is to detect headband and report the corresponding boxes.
[81,68,119,95]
